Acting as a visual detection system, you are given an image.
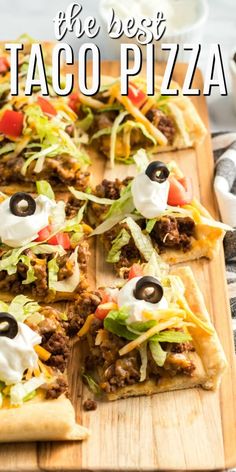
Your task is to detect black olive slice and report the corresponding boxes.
[9,192,36,217]
[133,276,164,304]
[0,312,18,339]
[145,161,170,183]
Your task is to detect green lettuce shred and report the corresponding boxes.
[106,228,131,263]
[36,180,55,200]
[149,340,167,367]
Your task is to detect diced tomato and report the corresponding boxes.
[128,82,147,108]
[98,289,112,304]
[0,56,9,73]
[167,176,193,206]
[37,97,57,116]
[0,110,24,138]
[35,225,71,249]
[95,302,117,320]
[48,232,71,250]
[128,264,143,280]
[68,93,80,113]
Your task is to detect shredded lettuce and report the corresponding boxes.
[90,126,113,142]
[129,320,157,332]
[133,148,150,173]
[97,104,122,113]
[78,106,94,131]
[110,111,129,167]
[139,342,148,382]
[21,103,90,175]
[19,255,37,285]
[149,340,167,367]
[0,242,65,276]
[10,376,45,406]
[0,142,16,156]
[106,228,130,263]
[92,184,135,236]
[68,186,115,205]
[36,180,55,200]
[125,121,157,146]
[122,217,154,261]
[104,308,136,340]
[0,295,40,322]
[82,373,102,395]
[31,244,66,256]
[63,203,86,233]
[146,218,156,234]
[21,144,59,176]
[48,246,80,293]
[151,330,192,343]
[143,251,169,279]
[48,256,59,293]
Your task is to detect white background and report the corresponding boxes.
[0,0,235,131]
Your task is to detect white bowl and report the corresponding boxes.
[99,0,209,61]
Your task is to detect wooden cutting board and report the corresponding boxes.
[0,61,236,472]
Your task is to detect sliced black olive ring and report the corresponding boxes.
[133,276,164,304]
[0,312,18,339]
[9,192,36,217]
[145,161,170,183]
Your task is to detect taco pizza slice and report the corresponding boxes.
[0,295,92,441]
[72,75,207,165]
[0,93,90,193]
[0,182,92,301]
[79,260,227,400]
[68,151,231,275]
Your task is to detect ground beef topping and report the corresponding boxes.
[0,152,90,188]
[66,290,102,337]
[42,376,68,400]
[85,324,196,393]
[0,240,89,299]
[146,108,176,144]
[83,398,97,411]
[151,216,195,251]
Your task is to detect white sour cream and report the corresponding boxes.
[117,276,168,323]
[0,322,41,385]
[131,172,169,219]
[0,195,56,248]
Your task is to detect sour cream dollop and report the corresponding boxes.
[131,172,170,219]
[0,322,41,385]
[117,276,168,323]
[0,195,56,248]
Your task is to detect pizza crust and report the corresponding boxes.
[104,267,227,401]
[0,395,89,442]
[161,225,225,265]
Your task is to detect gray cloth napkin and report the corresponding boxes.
[213,132,236,348]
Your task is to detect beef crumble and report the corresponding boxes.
[151,216,195,251]
[0,152,90,189]
[85,321,196,394]
[42,376,68,400]
[146,108,176,144]
[0,240,90,300]
[91,106,177,156]
[83,398,97,411]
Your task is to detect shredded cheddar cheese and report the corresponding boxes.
[118,318,182,356]
[78,314,95,337]
[34,345,51,361]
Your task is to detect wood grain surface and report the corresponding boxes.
[0,61,235,472]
